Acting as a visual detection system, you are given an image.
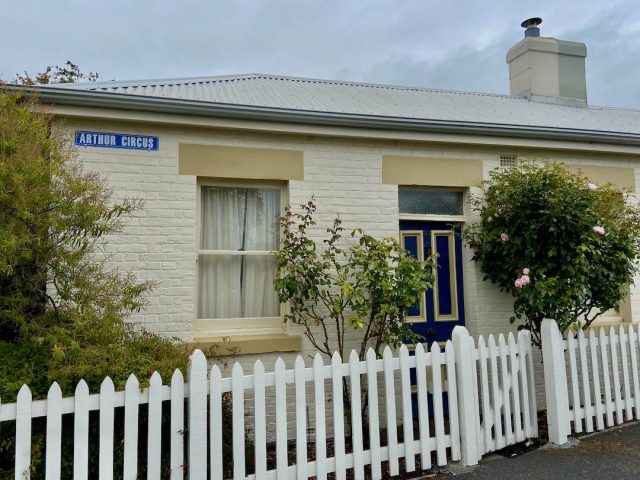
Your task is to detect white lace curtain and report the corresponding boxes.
[198,186,280,319]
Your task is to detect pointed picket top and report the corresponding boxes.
[189,348,207,368]
[75,379,89,396]
[383,345,393,359]
[399,343,409,356]
[478,335,486,350]
[232,361,244,376]
[430,340,441,354]
[48,381,62,400]
[414,342,425,356]
[366,347,377,362]
[518,329,531,346]
[295,354,306,369]
[125,373,139,393]
[498,333,507,347]
[508,331,516,345]
[566,328,575,341]
[445,339,454,353]
[100,376,115,393]
[589,328,597,342]
[171,368,184,384]
[599,326,606,339]
[577,327,586,342]
[349,349,360,364]
[18,383,32,402]
[609,325,617,338]
[488,334,497,349]
[210,364,221,381]
[313,352,324,368]
[253,359,265,376]
[150,370,162,386]
[332,350,343,365]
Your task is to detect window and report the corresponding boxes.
[197,183,281,321]
[398,187,464,216]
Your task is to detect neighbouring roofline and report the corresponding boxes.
[12,85,640,147]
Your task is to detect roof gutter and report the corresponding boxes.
[14,85,640,147]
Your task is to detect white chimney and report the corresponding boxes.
[506,18,588,106]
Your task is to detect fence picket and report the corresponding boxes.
[517,331,532,438]
[189,350,208,480]
[413,343,430,469]
[45,382,62,480]
[295,356,308,480]
[332,352,347,480]
[366,349,382,480]
[274,358,288,480]
[147,372,163,479]
[210,366,223,480]
[254,361,268,480]
[445,340,461,461]
[577,330,594,433]
[15,385,32,480]
[507,333,524,442]
[619,325,633,421]
[313,354,327,480]
[589,330,605,430]
[382,346,399,475]
[567,330,582,433]
[74,380,90,480]
[232,362,245,480]
[488,335,504,449]
[123,375,139,480]
[629,325,640,419]
[524,331,538,438]
[609,327,624,425]
[599,328,615,427]
[469,336,482,453]
[349,350,365,479]
[399,345,415,473]
[431,343,446,466]
[170,369,185,480]
[99,377,115,480]
[477,336,492,454]
[498,334,514,445]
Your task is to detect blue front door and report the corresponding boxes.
[400,221,465,344]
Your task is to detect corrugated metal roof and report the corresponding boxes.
[50,73,640,135]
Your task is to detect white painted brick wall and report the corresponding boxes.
[59,118,640,426]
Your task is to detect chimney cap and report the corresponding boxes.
[521,17,542,29]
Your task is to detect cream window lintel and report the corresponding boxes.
[179,143,304,180]
[383,155,483,187]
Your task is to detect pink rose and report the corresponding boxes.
[500,233,509,241]
[593,226,606,235]
[521,275,530,284]
[522,267,530,275]
[514,278,523,289]
[587,182,598,190]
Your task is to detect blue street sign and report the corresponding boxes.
[75,130,159,151]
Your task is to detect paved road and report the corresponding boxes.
[436,422,640,480]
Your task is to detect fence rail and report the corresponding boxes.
[2,326,538,479]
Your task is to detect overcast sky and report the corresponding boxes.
[3,1,640,108]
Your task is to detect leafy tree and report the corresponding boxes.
[0,90,204,476]
[274,199,435,362]
[464,162,640,345]
[13,60,99,85]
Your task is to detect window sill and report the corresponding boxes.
[188,332,302,355]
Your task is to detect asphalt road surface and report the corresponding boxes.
[434,422,640,480]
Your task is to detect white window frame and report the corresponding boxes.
[194,178,288,337]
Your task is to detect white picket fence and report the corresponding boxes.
[1,326,538,479]
[542,318,640,445]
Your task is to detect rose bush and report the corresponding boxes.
[464,162,640,345]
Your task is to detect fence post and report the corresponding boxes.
[452,326,479,466]
[541,319,570,445]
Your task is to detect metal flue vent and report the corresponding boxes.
[521,17,542,37]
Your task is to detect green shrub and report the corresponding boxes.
[464,162,640,344]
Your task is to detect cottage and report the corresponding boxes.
[35,19,640,372]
